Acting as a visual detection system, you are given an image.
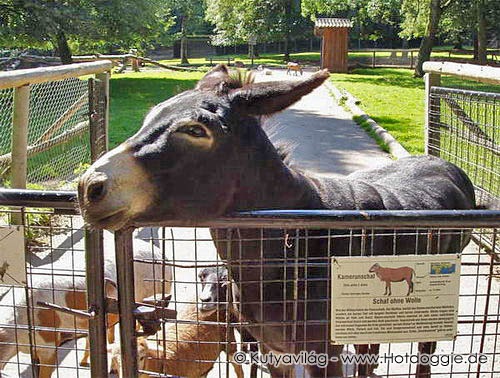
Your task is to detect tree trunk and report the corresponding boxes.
[477,0,487,64]
[473,32,478,60]
[283,0,291,61]
[180,16,189,65]
[283,37,290,61]
[55,30,73,65]
[414,0,443,77]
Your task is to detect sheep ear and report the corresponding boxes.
[196,64,231,91]
[229,69,329,115]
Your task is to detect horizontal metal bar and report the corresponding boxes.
[0,189,498,228]
[431,86,500,99]
[36,301,94,319]
[135,209,500,229]
[0,188,77,209]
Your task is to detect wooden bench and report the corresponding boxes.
[205,57,235,66]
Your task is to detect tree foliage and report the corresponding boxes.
[206,0,311,48]
[0,0,174,62]
[0,0,497,67]
[302,0,403,46]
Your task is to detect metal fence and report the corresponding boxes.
[424,62,499,206]
[0,192,498,378]
[0,203,92,377]
[0,61,110,189]
[428,87,498,203]
[112,213,500,378]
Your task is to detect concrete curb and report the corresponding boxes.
[324,81,411,159]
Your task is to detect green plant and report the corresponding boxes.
[353,115,391,154]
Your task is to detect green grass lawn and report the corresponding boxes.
[109,70,204,147]
[331,68,426,155]
[156,47,498,68]
[158,52,321,67]
[331,68,500,155]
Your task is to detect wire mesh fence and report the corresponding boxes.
[0,207,92,377]
[0,204,498,378]
[428,86,499,205]
[112,217,499,378]
[0,65,109,190]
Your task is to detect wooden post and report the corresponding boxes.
[424,72,441,156]
[410,51,414,69]
[131,57,139,72]
[10,85,30,225]
[372,51,376,68]
[96,72,110,152]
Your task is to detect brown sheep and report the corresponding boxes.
[110,267,244,378]
[286,62,303,76]
[369,263,415,296]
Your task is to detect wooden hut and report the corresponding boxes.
[314,18,353,73]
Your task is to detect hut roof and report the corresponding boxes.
[314,18,353,29]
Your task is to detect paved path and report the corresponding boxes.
[258,69,391,176]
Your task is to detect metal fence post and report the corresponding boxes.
[96,72,110,152]
[89,73,110,160]
[85,229,109,377]
[10,84,30,224]
[115,228,138,377]
[424,72,441,156]
[86,73,111,376]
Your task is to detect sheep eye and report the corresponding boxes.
[182,124,208,138]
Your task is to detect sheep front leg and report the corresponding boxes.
[229,351,245,378]
[80,337,90,366]
[227,330,244,378]
[36,350,57,378]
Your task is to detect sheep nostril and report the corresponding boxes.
[87,180,106,203]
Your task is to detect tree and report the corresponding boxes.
[165,0,207,65]
[400,0,454,77]
[206,0,311,61]
[302,0,403,48]
[402,0,499,76]
[0,0,173,64]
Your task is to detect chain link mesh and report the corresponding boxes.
[0,88,14,161]
[27,78,90,187]
[429,87,499,204]
[0,77,92,189]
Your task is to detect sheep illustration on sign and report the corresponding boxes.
[368,263,415,296]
